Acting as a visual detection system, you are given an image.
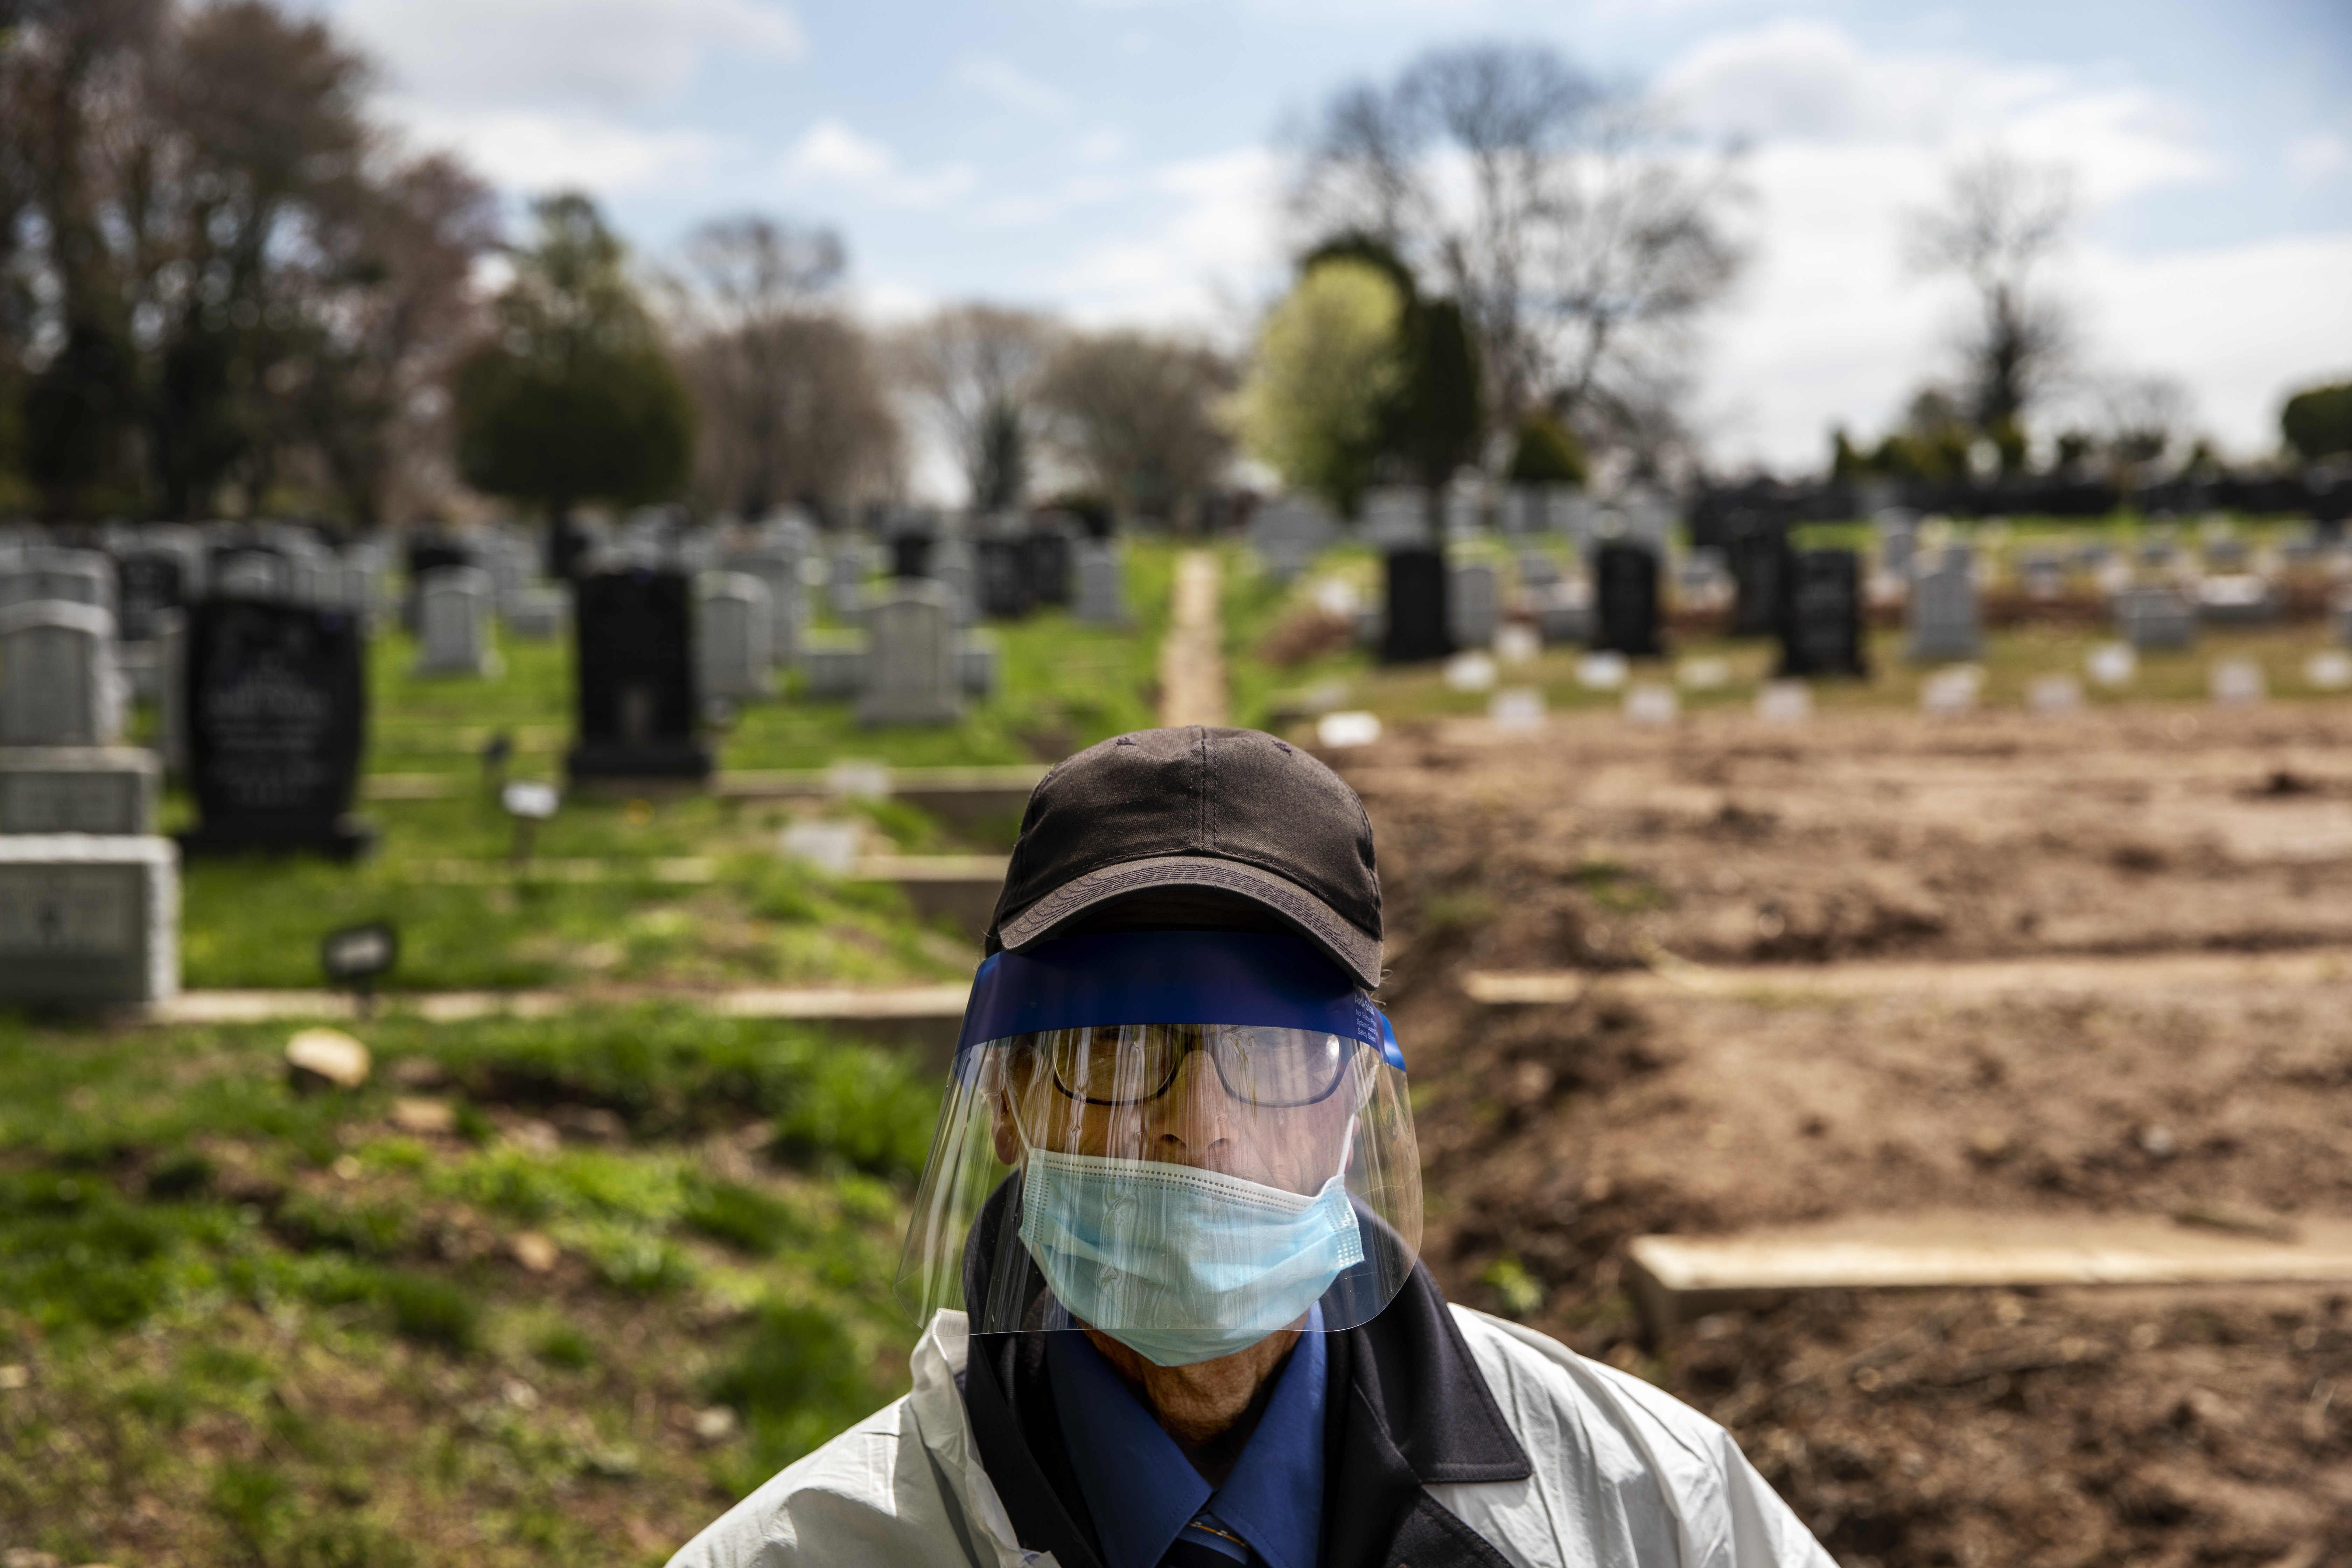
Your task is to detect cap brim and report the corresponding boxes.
[996,853,1383,990]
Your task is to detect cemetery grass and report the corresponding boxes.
[0,1005,940,1565]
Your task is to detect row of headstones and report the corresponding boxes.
[1246,485,1679,586]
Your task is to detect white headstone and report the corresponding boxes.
[414,565,498,677]
[1360,487,1431,550]
[695,571,772,701]
[1447,560,1500,650]
[2195,574,2279,626]
[1073,540,1126,626]
[1906,550,1982,662]
[2114,586,2196,651]
[1443,652,1496,692]
[0,547,116,620]
[0,835,179,1004]
[722,546,806,666]
[857,582,961,726]
[0,600,123,746]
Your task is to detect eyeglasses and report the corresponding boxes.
[1025,1024,1356,1108]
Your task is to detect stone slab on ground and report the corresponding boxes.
[0,834,179,1004]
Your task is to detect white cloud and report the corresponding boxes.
[1039,148,1282,329]
[774,119,978,209]
[954,55,1069,117]
[2289,132,2352,180]
[338,0,801,114]
[1073,129,1129,166]
[391,107,734,196]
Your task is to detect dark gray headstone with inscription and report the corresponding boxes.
[181,598,371,859]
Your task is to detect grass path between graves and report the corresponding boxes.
[0,1004,943,1566]
[1158,550,1228,728]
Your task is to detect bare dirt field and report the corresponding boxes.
[1339,700,2352,1568]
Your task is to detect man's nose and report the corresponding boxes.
[1152,1048,1237,1168]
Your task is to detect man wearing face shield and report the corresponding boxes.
[672,727,1832,1568]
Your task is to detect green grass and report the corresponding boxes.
[0,1006,937,1563]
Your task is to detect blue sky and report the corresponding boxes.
[320,0,2351,481]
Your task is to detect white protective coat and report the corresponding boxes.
[666,1307,1837,1568]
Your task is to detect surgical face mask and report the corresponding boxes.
[1017,1145,1365,1367]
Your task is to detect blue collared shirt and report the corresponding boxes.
[1045,1310,1328,1568]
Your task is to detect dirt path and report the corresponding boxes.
[1158,549,1227,729]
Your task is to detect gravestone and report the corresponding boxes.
[1022,527,1073,608]
[1072,540,1126,626]
[0,601,123,747]
[1499,489,1541,536]
[932,537,975,627]
[503,586,568,641]
[1442,485,1486,540]
[798,631,867,699]
[567,570,711,783]
[0,748,158,835]
[1518,550,1561,592]
[1543,487,1595,547]
[2114,586,2197,650]
[1726,526,1792,638]
[1448,560,1500,650]
[0,546,116,615]
[695,571,773,702]
[1247,498,1336,583]
[1362,488,1433,551]
[1529,580,1592,644]
[0,836,179,1004]
[1777,550,1868,679]
[181,598,371,858]
[958,630,1000,696]
[2196,574,2280,625]
[413,566,498,677]
[976,538,1031,618]
[212,546,289,602]
[722,545,806,664]
[402,537,469,629]
[889,533,934,581]
[1589,544,1663,657]
[115,550,188,643]
[830,541,872,618]
[1906,550,1982,662]
[858,582,961,726]
[1379,548,1451,665]
[1874,511,1918,579]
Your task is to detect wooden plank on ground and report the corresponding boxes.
[1626,1216,2352,1332]
[1463,947,2352,1005]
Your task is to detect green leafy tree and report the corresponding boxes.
[454,194,693,566]
[1229,257,1404,516]
[2282,381,2352,463]
[1508,410,1587,485]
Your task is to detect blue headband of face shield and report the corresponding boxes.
[954,929,1406,1075]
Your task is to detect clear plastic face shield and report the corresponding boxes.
[898,931,1422,1367]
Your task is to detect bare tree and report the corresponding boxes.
[891,304,1059,511]
[1906,150,2074,449]
[1033,330,1233,528]
[1289,41,1744,472]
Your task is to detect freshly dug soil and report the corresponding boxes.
[1339,701,2352,1567]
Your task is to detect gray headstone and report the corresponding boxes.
[1543,487,1594,546]
[1442,485,1486,540]
[722,546,807,665]
[1529,581,1593,645]
[1248,498,1337,584]
[156,609,188,777]
[0,600,123,746]
[0,747,158,834]
[2114,586,2197,650]
[413,565,497,677]
[503,586,569,641]
[1875,511,1919,579]
[1360,488,1432,550]
[1448,561,1500,649]
[0,547,116,620]
[695,570,773,701]
[1499,489,1541,536]
[831,541,874,620]
[858,583,961,726]
[1518,550,1562,592]
[1072,541,1126,626]
[958,631,1000,697]
[0,834,179,1004]
[932,537,975,628]
[2196,574,2279,626]
[1906,550,1982,662]
[799,630,867,699]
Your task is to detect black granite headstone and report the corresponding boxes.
[115,551,186,643]
[1379,548,1451,665]
[565,569,711,784]
[180,598,372,859]
[1726,525,1792,639]
[1021,530,1072,607]
[1777,549,1868,678]
[890,534,934,580]
[976,539,1030,619]
[1590,543,1664,656]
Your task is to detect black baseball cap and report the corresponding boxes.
[985,726,1384,988]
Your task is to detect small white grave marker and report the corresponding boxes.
[1576,651,1628,691]
[826,758,891,799]
[779,819,863,877]
[1755,681,1812,724]
[2086,642,2137,688]
[2027,675,2084,716]
[1623,683,1679,727]
[1493,624,1540,665]
[1444,652,1497,692]
[1676,657,1730,691]
[1489,688,1546,732]
[2304,651,2352,691]
[1316,711,1382,748]
[1920,666,1983,716]
[2209,659,2265,707]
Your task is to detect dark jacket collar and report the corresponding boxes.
[959,1175,1529,1568]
